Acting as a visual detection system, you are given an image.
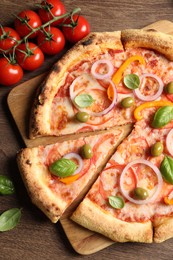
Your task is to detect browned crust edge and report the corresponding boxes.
[153,216,173,243]
[121,29,173,61]
[71,198,153,243]
[17,148,67,223]
[29,31,123,139]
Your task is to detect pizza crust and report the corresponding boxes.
[121,29,173,61]
[153,216,173,243]
[17,147,66,223]
[71,198,153,243]
[18,125,131,223]
[29,31,123,139]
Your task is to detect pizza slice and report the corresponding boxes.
[29,29,173,139]
[71,119,173,243]
[17,126,130,223]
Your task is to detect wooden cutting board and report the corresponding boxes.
[7,20,173,255]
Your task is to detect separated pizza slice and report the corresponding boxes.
[29,29,173,139]
[71,119,173,243]
[17,125,131,223]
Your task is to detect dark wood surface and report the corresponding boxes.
[1,1,173,259]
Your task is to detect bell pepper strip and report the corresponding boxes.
[59,173,81,184]
[107,55,145,100]
[164,196,173,205]
[134,101,173,121]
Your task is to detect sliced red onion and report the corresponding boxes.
[69,74,106,102]
[91,59,114,79]
[134,73,164,101]
[63,153,83,175]
[120,159,163,205]
[166,129,173,156]
[69,76,118,117]
[83,80,118,117]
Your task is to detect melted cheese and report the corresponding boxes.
[88,119,173,222]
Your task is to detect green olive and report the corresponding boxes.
[81,144,93,159]
[151,142,163,157]
[121,97,134,108]
[75,112,89,123]
[134,187,149,200]
[165,82,173,94]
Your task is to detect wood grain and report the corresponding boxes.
[1,1,173,259]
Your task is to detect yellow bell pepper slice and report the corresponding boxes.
[134,101,173,121]
[107,55,145,100]
[164,196,173,205]
[59,173,80,185]
[112,55,145,85]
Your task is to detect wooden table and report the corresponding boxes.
[1,1,173,259]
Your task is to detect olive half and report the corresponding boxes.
[121,97,134,108]
[81,144,93,159]
[134,187,149,200]
[151,142,163,157]
[165,82,173,94]
[75,111,89,123]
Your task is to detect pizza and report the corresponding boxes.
[29,29,173,139]
[17,126,129,223]
[17,29,173,243]
[71,119,173,243]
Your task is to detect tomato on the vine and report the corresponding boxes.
[0,27,20,53]
[0,57,23,86]
[14,10,42,39]
[16,42,44,71]
[37,27,65,55]
[38,0,66,26]
[62,15,90,43]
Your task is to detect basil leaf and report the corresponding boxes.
[160,156,173,184]
[49,158,77,178]
[74,94,94,108]
[108,196,125,209]
[123,74,140,89]
[0,175,15,195]
[0,208,21,232]
[152,106,173,128]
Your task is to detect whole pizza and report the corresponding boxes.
[17,29,173,244]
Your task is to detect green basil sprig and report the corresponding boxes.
[160,156,173,184]
[74,94,94,108]
[108,196,125,209]
[0,208,21,232]
[49,158,77,178]
[0,175,15,195]
[152,106,173,128]
[123,74,140,89]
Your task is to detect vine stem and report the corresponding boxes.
[10,7,81,60]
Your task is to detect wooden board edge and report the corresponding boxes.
[60,218,114,255]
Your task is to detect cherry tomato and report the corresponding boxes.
[38,0,66,26]
[62,15,90,43]
[0,27,20,53]
[37,27,65,55]
[0,57,23,86]
[14,10,42,39]
[16,42,44,71]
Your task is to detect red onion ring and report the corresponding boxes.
[69,76,118,117]
[166,129,173,156]
[69,74,106,102]
[91,59,114,79]
[82,80,118,117]
[63,153,83,175]
[133,73,164,101]
[120,159,163,205]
